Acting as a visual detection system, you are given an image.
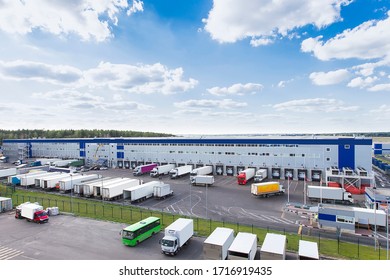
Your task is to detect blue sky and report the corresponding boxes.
[0,0,389,135]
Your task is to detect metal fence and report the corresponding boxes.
[1,189,388,260]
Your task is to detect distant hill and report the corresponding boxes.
[0,129,175,144]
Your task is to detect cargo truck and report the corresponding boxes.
[190,166,213,180]
[251,182,285,197]
[190,175,214,186]
[150,164,176,177]
[102,179,140,200]
[203,227,235,260]
[253,169,268,183]
[153,183,173,199]
[353,207,387,228]
[237,168,256,185]
[0,167,17,178]
[228,232,258,260]
[123,181,160,202]
[15,202,49,223]
[133,163,158,176]
[169,165,193,179]
[51,159,78,167]
[260,233,286,260]
[33,172,61,187]
[161,218,194,256]
[58,174,100,192]
[307,185,354,203]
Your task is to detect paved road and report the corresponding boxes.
[0,213,304,260]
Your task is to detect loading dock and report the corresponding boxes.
[311,170,322,182]
[284,168,294,180]
[236,166,245,175]
[272,168,281,179]
[117,161,123,169]
[298,169,307,181]
[215,165,224,175]
[226,166,234,176]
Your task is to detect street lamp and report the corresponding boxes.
[70,174,73,213]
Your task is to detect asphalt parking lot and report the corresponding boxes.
[0,213,302,260]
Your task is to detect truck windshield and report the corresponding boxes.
[122,230,134,240]
[36,212,47,217]
[161,239,174,247]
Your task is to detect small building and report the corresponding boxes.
[318,204,387,233]
[0,197,13,212]
[365,187,390,209]
[298,240,319,260]
[260,233,286,260]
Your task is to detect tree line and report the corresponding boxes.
[0,129,175,144]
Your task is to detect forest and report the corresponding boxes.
[0,129,175,144]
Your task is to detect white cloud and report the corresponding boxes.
[273,98,359,112]
[347,76,378,89]
[370,104,390,114]
[368,83,390,91]
[309,69,350,85]
[0,0,143,42]
[301,11,390,60]
[0,60,197,95]
[33,89,103,102]
[127,0,144,16]
[83,62,198,95]
[203,0,350,46]
[0,60,82,85]
[277,78,295,88]
[207,83,263,96]
[174,99,247,110]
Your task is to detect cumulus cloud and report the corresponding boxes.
[368,83,390,92]
[174,99,247,110]
[301,11,390,60]
[273,98,359,112]
[207,83,263,96]
[83,62,198,94]
[0,60,197,94]
[0,0,143,42]
[347,76,378,89]
[33,89,103,102]
[203,0,350,46]
[309,69,350,85]
[0,60,82,85]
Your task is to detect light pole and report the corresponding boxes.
[70,174,73,213]
[386,198,389,260]
[287,176,290,204]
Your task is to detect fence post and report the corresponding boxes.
[112,206,113,218]
[48,199,51,207]
[318,232,321,251]
[140,209,142,220]
[62,200,64,210]
[86,202,88,214]
[103,205,105,217]
[237,222,239,232]
[357,238,359,259]
[130,209,132,221]
[209,219,212,234]
[94,204,96,215]
[197,218,199,231]
[338,236,340,254]
[120,207,122,219]
[252,224,254,234]
[77,202,80,213]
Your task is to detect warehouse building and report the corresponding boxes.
[373,143,390,155]
[2,136,372,180]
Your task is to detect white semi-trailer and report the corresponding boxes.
[203,227,235,260]
[123,181,161,202]
[0,167,17,178]
[83,177,123,197]
[190,166,213,180]
[150,164,176,177]
[228,232,258,260]
[58,174,100,192]
[260,233,286,260]
[169,165,193,179]
[153,183,173,199]
[190,175,214,186]
[74,177,111,196]
[307,185,353,203]
[41,173,70,189]
[18,171,49,186]
[253,169,268,183]
[161,218,194,256]
[102,179,140,200]
[92,178,133,197]
[353,207,387,228]
[33,172,62,187]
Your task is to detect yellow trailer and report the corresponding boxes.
[251,182,284,197]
